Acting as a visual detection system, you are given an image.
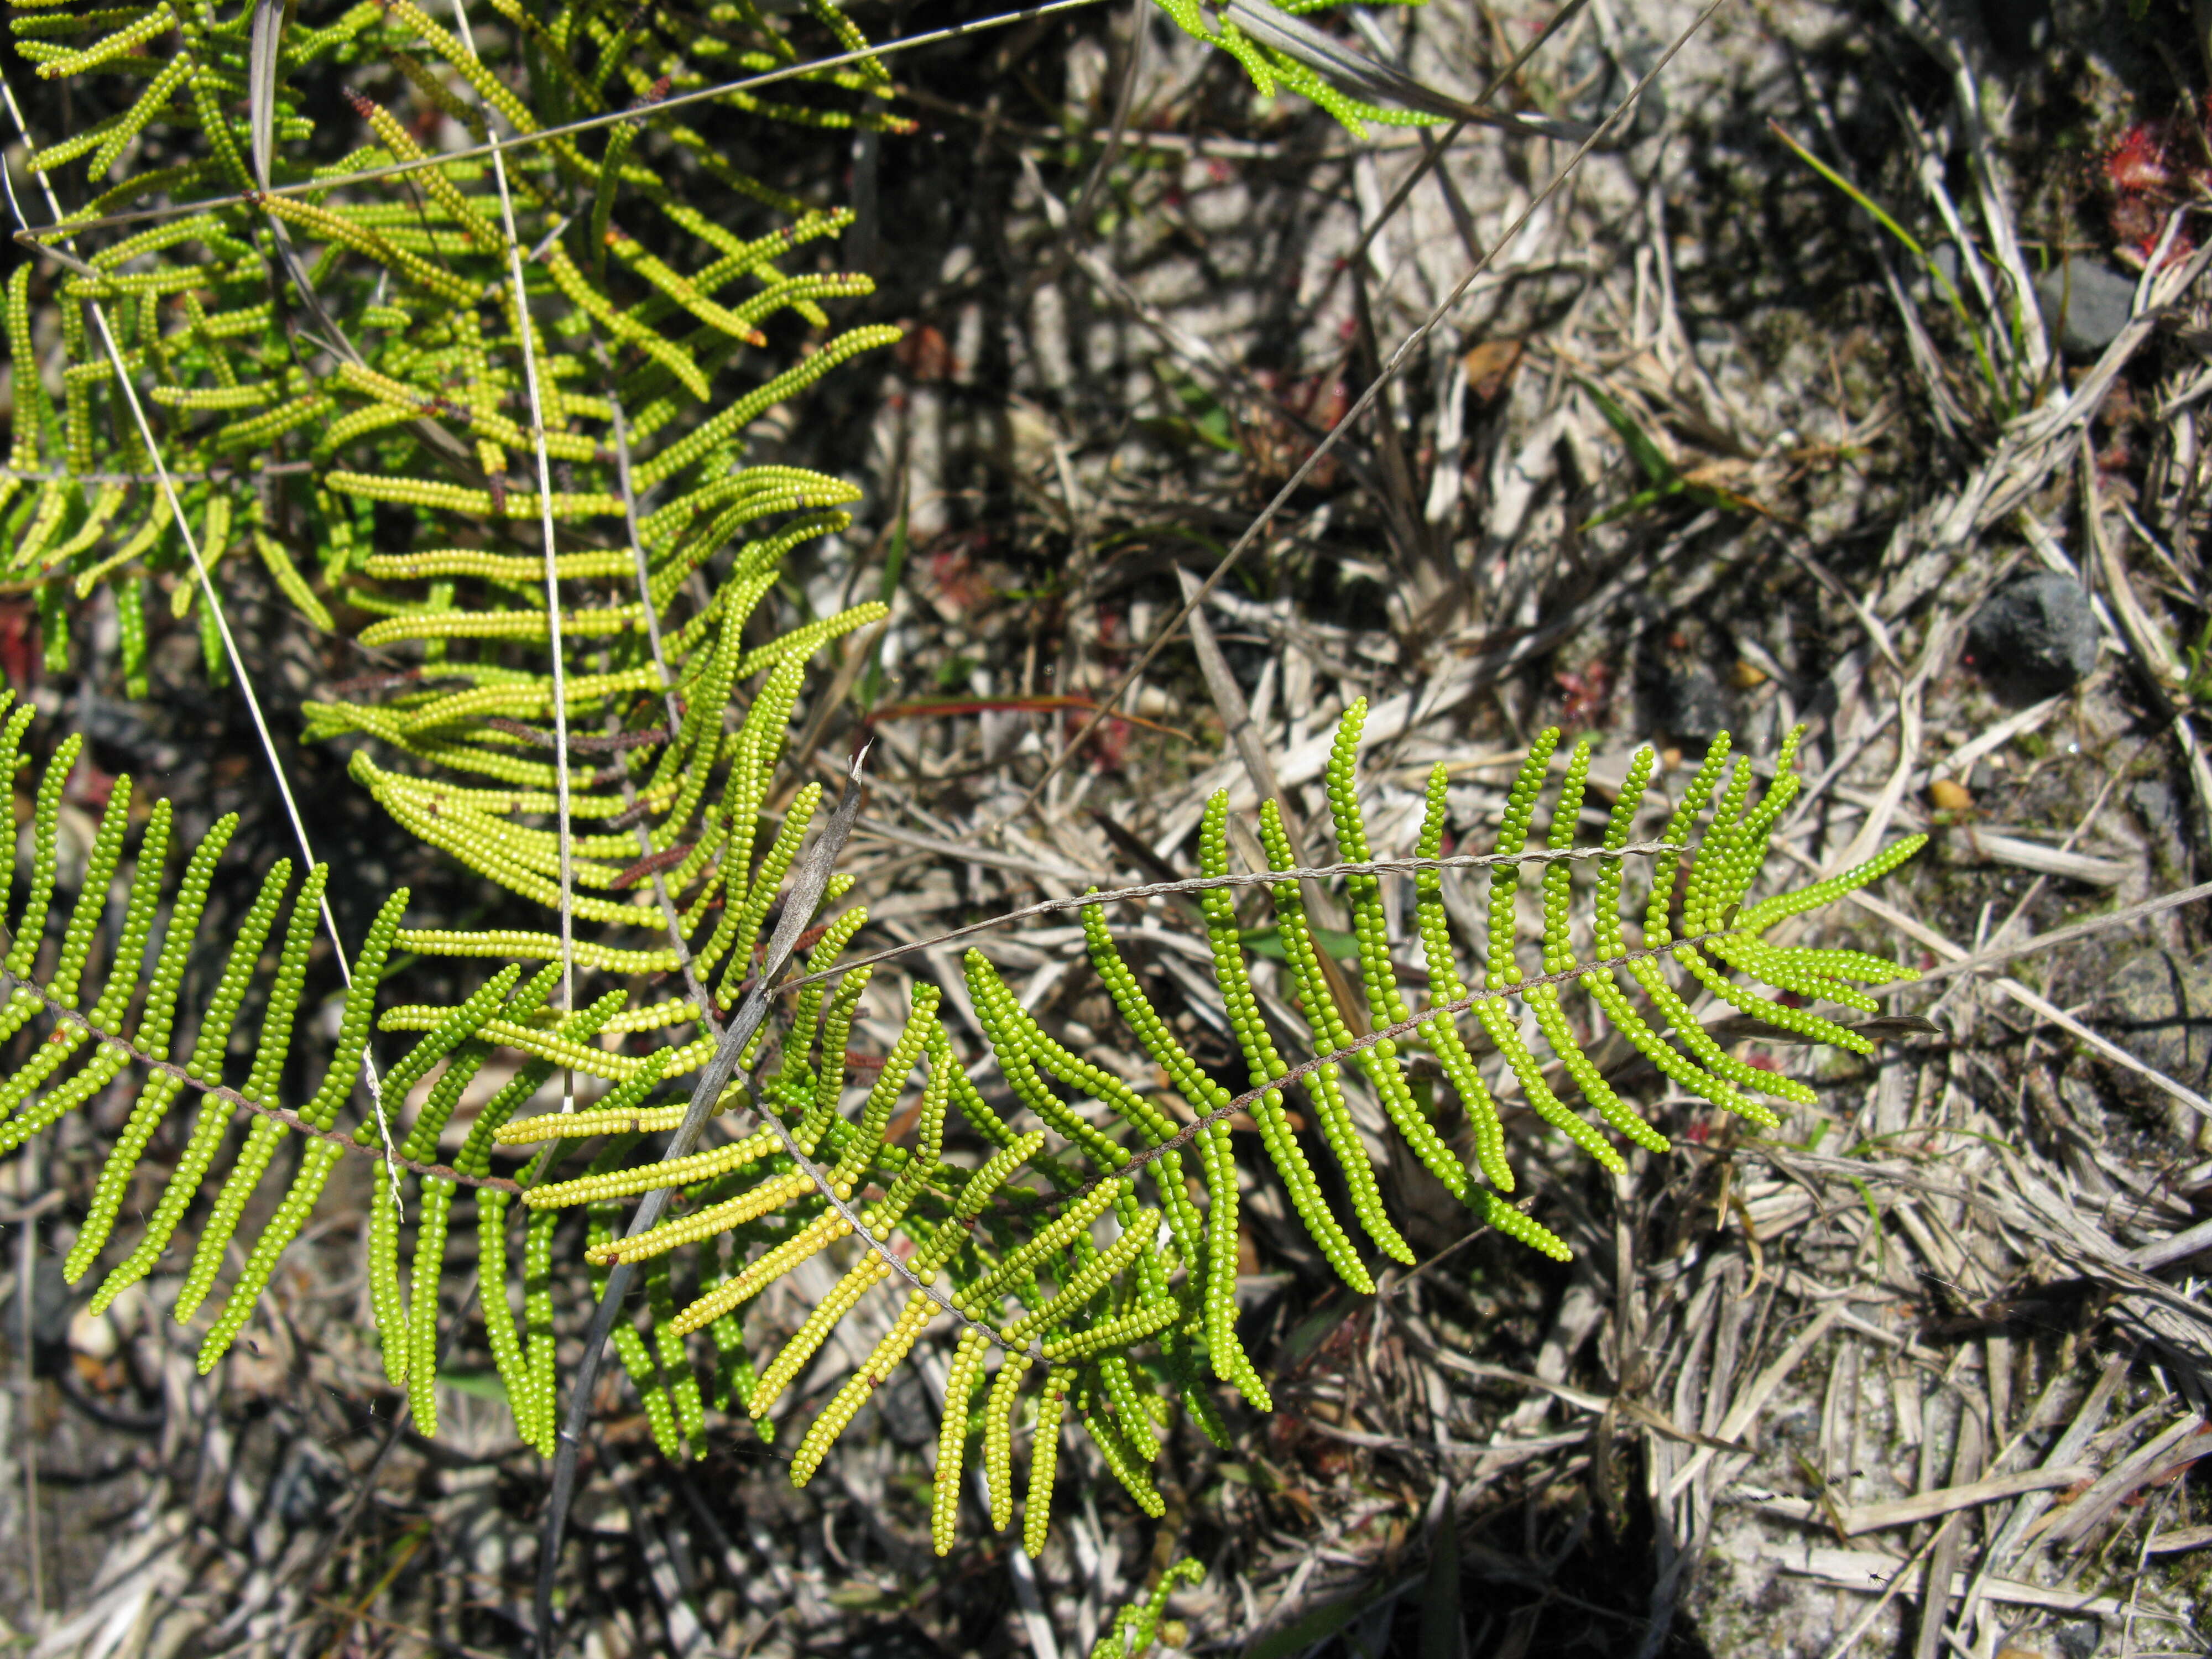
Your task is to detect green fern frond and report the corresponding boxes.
[1092,1558,1205,1659]
[356,711,1921,1554]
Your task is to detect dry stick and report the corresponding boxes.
[1001,0,1735,827]
[448,0,580,1053]
[1840,1467,2092,1540]
[2125,1213,2212,1274]
[0,69,403,1202]
[16,1133,41,1620]
[14,0,1121,247]
[778,839,1668,993]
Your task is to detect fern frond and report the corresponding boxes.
[1091,1558,1205,1659]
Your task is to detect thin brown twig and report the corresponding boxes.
[779,841,1671,993]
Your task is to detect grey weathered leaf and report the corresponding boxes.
[248,0,283,189]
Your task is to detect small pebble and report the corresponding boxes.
[1966,573,2100,700]
[1929,778,1973,811]
[67,1306,118,1361]
[2034,257,2139,356]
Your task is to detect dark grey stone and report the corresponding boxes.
[2035,258,2140,357]
[1965,573,2099,700]
[2135,777,2182,839]
[2101,951,2212,1093]
[1657,667,1731,740]
[2054,1615,2105,1659]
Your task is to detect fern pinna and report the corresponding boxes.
[0,0,1926,1563]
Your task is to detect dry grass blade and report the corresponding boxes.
[2036,1414,2209,1547]
[2145,1524,2212,1555]
[1760,1464,2091,1538]
[1783,1546,2151,1620]
[247,0,282,188]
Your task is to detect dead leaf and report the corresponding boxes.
[1463,338,1524,403]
